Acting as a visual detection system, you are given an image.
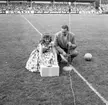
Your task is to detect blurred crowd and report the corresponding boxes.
[0,2,107,14]
[101,4,108,12]
[0,4,7,13]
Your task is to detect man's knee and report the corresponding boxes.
[70,50,78,57]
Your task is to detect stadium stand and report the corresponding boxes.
[0,3,7,14]
[101,4,108,13]
[4,2,97,14]
[0,0,108,14]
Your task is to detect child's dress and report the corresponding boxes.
[25,42,58,72]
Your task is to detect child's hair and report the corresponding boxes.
[40,34,52,45]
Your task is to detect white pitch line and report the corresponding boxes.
[71,66,108,104]
[21,15,43,36]
[21,15,108,105]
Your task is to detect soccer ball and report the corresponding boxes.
[84,53,92,61]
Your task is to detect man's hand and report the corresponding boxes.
[60,53,68,62]
[67,42,77,49]
[62,51,67,57]
[62,52,69,62]
[67,42,72,47]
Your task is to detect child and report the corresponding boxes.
[25,34,58,72]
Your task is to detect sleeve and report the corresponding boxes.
[70,33,77,49]
[54,33,66,54]
[70,33,75,44]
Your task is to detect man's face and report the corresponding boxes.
[61,28,68,36]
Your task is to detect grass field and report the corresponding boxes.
[0,14,108,105]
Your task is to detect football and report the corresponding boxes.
[84,53,92,61]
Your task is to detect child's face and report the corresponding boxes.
[44,38,50,44]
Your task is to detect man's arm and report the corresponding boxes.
[54,33,66,55]
[67,33,77,49]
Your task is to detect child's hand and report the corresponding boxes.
[48,43,53,49]
[49,42,54,47]
[48,44,52,48]
[42,46,49,53]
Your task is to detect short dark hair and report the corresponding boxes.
[61,25,69,31]
[40,34,52,44]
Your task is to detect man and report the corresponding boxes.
[54,25,78,65]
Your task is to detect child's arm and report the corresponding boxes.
[42,46,49,53]
[52,45,58,65]
[53,48,58,65]
[38,44,42,60]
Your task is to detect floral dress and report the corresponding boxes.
[25,43,57,72]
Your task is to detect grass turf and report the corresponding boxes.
[0,14,108,105]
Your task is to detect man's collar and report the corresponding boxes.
[62,32,68,37]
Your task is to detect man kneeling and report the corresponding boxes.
[54,25,78,66]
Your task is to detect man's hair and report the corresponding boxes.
[61,25,69,31]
